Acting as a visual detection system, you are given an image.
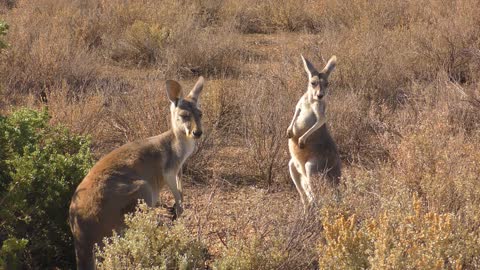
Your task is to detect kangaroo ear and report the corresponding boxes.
[166,80,183,106]
[301,54,317,79]
[187,76,204,103]
[321,55,337,77]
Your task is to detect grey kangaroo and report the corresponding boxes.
[69,77,205,270]
[287,55,341,207]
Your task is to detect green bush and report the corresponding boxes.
[96,202,208,270]
[0,237,28,270]
[0,108,93,269]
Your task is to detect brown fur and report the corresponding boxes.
[69,77,205,270]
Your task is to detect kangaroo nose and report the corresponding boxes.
[317,94,324,99]
[193,130,202,138]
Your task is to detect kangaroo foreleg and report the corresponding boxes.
[287,106,301,138]
[298,118,325,148]
[298,102,327,147]
[165,171,184,218]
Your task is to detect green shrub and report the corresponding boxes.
[0,237,28,270]
[95,202,208,270]
[0,108,93,269]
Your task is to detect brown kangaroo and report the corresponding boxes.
[69,77,205,270]
[287,55,341,208]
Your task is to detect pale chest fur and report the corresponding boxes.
[292,96,318,138]
[180,138,196,165]
[171,137,196,172]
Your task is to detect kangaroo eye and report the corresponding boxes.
[198,112,203,118]
[180,114,190,120]
[311,81,318,87]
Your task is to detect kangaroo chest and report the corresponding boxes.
[293,100,318,137]
[179,139,195,165]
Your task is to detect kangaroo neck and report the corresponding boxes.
[171,128,196,161]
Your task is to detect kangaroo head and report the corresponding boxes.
[301,55,337,101]
[165,76,204,139]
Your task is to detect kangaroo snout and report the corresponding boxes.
[193,130,203,138]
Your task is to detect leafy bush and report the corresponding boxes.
[95,202,208,270]
[0,237,28,270]
[0,108,93,268]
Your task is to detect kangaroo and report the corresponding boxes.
[287,55,341,207]
[68,76,205,270]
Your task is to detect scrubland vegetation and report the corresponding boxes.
[1,0,479,269]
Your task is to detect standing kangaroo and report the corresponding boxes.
[287,55,341,207]
[69,77,205,270]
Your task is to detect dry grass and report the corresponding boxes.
[1,0,480,269]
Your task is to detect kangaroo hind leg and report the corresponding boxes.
[289,159,309,208]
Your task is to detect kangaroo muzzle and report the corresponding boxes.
[192,130,203,138]
[191,114,203,139]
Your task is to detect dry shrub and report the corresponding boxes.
[313,0,480,107]
[407,0,480,84]
[46,85,105,133]
[184,187,320,270]
[0,0,16,10]
[444,82,480,135]
[263,0,316,32]
[213,236,290,270]
[88,0,245,76]
[367,202,480,269]
[318,197,480,270]
[379,80,480,224]
[318,214,370,270]
[0,0,247,100]
[223,1,270,34]
[0,1,99,96]
[103,86,168,143]
[1,0,480,268]
[222,0,321,34]
[110,20,170,66]
[239,75,291,186]
[393,107,480,223]
[328,90,390,165]
[95,202,208,270]
[165,27,243,78]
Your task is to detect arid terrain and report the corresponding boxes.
[1,0,480,269]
